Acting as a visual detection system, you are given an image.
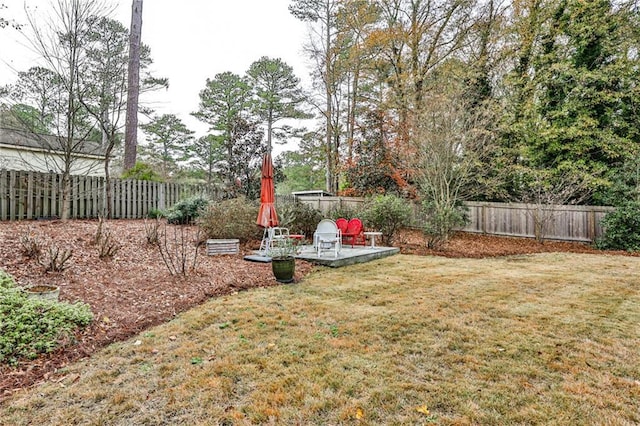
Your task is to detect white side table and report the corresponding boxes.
[364,231,383,248]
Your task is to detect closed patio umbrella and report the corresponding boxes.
[256,152,278,228]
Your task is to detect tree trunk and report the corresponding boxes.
[124,0,143,171]
[104,142,115,218]
[267,109,273,152]
[60,172,71,221]
[324,4,334,193]
[347,63,360,163]
[325,78,333,192]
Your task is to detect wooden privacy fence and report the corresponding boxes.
[0,170,212,220]
[462,201,614,243]
[286,195,365,214]
[293,196,615,243]
[0,172,616,243]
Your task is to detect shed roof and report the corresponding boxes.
[292,190,334,197]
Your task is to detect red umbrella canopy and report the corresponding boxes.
[256,152,279,228]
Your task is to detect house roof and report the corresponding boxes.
[0,127,107,158]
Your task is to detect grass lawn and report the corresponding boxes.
[1,253,639,425]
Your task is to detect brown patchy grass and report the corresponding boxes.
[1,253,639,425]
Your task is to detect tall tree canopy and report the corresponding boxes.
[247,56,309,151]
[290,0,342,193]
[497,0,640,203]
[287,0,640,204]
[140,113,194,179]
[192,72,264,197]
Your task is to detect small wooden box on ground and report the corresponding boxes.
[206,239,240,255]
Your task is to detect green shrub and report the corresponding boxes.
[198,197,261,243]
[121,162,163,182]
[0,272,93,366]
[166,196,209,225]
[422,202,468,250]
[277,200,323,238]
[147,208,165,219]
[361,194,412,245]
[596,201,640,251]
[325,203,362,222]
[0,270,16,289]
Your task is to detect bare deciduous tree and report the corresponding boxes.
[19,0,112,220]
[414,83,496,249]
[290,0,341,193]
[516,168,591,242]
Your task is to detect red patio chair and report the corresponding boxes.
[342,218,366,247]
[336,218,348,235]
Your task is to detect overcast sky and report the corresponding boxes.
[0,0,311,152]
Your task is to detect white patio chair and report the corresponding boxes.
[259,227,290,256]
[313,219,341,258]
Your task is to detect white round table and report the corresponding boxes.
[364,231,383,248]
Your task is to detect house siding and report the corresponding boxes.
[0,127,106,177]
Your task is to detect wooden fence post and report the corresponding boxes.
[12,171,20,220]
[0,170,6,221]
[588,208,596,243]
[26,171,33,220]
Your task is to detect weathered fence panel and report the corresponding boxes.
[0,170,217,221]
[293,196,614,243]
[0,171,617,243]
[462,202,614,242]
[293,195,366,214]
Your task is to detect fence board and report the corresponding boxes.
[112,179,120,218]
[35,173,43,219]
[77,175,82,218]
[50,174,58,218]
[0,170,219,221]
[92,176,100,217]
[141,180,147,217]
[0,171,6,221]
[11,171,21,220]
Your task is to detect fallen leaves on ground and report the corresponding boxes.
[0,220,634,399]
[0,219,312,399]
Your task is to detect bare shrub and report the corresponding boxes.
[414,89,495,250]
[90,217,122,258]
[19,228,43,259]
[40,246,73,272]
[20,228,73,272]
[144,217,162,245]
[157,225,201,276]
[517,169,591,242]
[98,231,121,259]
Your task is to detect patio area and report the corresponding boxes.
[294,244,400,267]
[245,242,400,268]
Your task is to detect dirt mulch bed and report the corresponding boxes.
[395,228,638,258]
[0,219,314,400]
[0,220,635,400]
